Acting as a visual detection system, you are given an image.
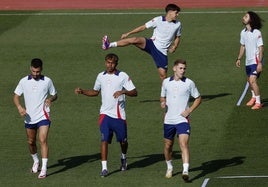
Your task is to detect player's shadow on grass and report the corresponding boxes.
[261,98,268,107]
[129,151,181,169]
[47,154,100,177]
[186,156,246,182]
[190,93,231,102]
[140,93,231,103]
[108,151,181,176]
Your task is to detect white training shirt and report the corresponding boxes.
[145,16,182,55]
[14,75,57,124]
[240,28,263,66]
[161,76,200,125]
[93,70,136,120]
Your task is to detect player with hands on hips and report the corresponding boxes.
[160,59,201,182]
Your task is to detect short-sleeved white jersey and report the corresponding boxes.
[161,76,200,125]
[14,75,57,124]
[93,70,136,120]
[240,28,263,65]
[145,16,182,55]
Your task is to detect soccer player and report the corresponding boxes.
[102,3,182,81]
[235,11,264,109]
[14,58,58,179]
[160,59,201,182]
[75,53,137,177]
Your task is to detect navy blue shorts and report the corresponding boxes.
[143,38,168,70]
[99,114,127,143]
[25,119,51,129]
[246,64,261,78]
[164,122,191,140]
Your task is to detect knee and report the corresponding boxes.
[179,142,188,150]
[129,37,140,44]
[27,138,36,146]
[164,140,173,149]
[39,138,47,146]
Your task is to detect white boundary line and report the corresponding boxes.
[217,175,268,179]
[201,178,210,187]
[0,10,268,16]
[202,176,268,187]
[236,82,249,106]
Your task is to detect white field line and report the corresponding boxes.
[236,82,249,106]
[201,178,210,187]
[201,176,268,187]
[0,10,268,16]
[217,175,268,179]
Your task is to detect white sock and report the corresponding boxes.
[31,153,39,163]
[41,158,48,171]
[255,95,261,104]
[109,42,117,48]
[251,90,256,98]
[183,163,189,172]
[166,160,173,170]
[101,160,107,171]
[121,153,126,159]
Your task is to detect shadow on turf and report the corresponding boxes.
[261,98,268,107]
[47,154,100,177]
[108,151,182,176]
[139,93,231,103]
[184,156,246,182]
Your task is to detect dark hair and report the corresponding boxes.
[174,59,186,66]
[165,4,180,13]
[105,53,119,63]
[31,58,43,69]
[247,11,263,30]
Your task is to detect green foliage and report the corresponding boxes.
[0,8,268,187]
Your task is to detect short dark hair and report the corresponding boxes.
[174,59,186,66]
[31,58,43,69]
[247,11,263,30]
[165,4,180,13]
[105,53,119,63]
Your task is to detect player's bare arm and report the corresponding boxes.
[121,25,146,39]
[160,97,166,109]
[168,36,180,53]
[181,96,202,117]
[257,45,264,73]
[45,94,58,107]
[114,89,138,98]
[236,45,245,67]
[75,87,99,96]
[13,94,27,117]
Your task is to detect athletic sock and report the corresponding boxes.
[251,90,256,98]
[109,42,117,48]
[166,160,173,170]
[41,158,48,171]
[121,153,127,159]
[183,163,189,172]
[255,95,261,104]
[101,160,107,171]
[31,153,39,163]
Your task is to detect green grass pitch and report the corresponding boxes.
[0,8,268,187]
